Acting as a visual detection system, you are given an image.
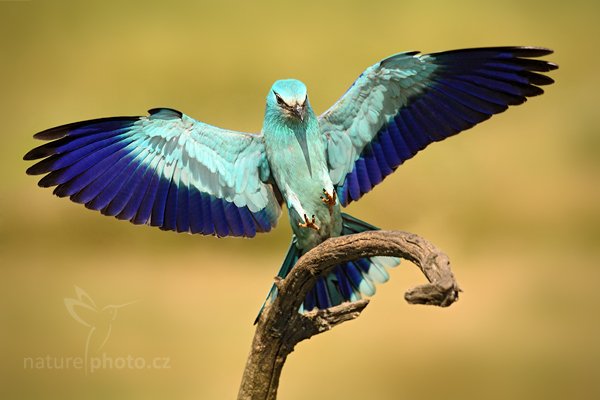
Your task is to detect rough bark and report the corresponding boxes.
[237,230,460,400]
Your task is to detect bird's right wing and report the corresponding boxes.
[24,108,282,237]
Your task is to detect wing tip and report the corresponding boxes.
[546,61,559,71]
[33,125,70,141]
[509,46,554,56]
[380,50,421,66]
[431,46,557,59]
[25,163,44,176]
[31,116,141,142]
[147,108,183,120]
[517,47,558,70]
[23,148,43,161]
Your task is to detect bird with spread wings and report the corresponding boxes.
[25,47,557,313]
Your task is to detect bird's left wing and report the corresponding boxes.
[25,108,282,237]
[319,47,557,205]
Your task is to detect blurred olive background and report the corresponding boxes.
[1,0,598,399]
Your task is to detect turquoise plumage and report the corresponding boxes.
[24,47,557,312]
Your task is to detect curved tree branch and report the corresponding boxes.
[237,230,460,400]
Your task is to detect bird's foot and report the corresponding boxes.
[320,188,337,215]
[298,214,319,231]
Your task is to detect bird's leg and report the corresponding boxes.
[298,214,319,231]
[320,188,337,216]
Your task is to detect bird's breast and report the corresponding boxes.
[264,122,341,250]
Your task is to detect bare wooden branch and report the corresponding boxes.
[237,230,460,400]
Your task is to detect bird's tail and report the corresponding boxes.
[254,235,302,323]
[301,213,400,312]
[256,213,399,322]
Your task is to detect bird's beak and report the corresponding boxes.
[292,104,305,122]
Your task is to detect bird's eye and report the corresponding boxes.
[273,91,287,107]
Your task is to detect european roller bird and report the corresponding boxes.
[24,47,557,314]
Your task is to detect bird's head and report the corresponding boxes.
[267,79,309,122]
